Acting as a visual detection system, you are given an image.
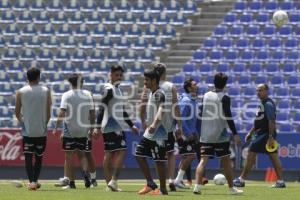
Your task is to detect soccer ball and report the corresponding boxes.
[213,174,226,185]
[272,10,288,28]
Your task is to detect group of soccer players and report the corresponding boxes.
[15,62,285,195]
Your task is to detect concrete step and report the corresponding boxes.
[193,18,223,25]
[175,43,202,50]
[190,24,218,31]
[168,50,194,56]
[201,12,229,18]
[180,36,211,43]
[185,31,213,37]
[164,55,191,63]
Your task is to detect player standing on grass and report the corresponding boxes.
[140,63,183,192]
[193,73,243,195]
[15,67,52,190]
[135,69,168,195]
[93,65,139,192]
[233,84,286,188]
[52,73,95,189]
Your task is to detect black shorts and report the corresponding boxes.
[135,137,167,161]
[165,132,175,152]
[177,138,197,155]
[102,132,127,152]
[200,142,230,158]
[22,136,47,156]
[249,133,277,154]
[62,137,92,152]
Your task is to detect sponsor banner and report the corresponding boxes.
[0,129,104,167]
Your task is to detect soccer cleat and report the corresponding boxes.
[27,182,37,190]
[233,178,245,187]
[229,187,243,195]
[174,180,190,189]
[91,179,98,187]
[169,182,176,192]
[62,184,76,190]
[138,185,153,195]
[271,181,286,188]
[36,182,41,189]
[107,180,122,192]
[83,172,91,188]
[54,177,69,187]
[193,185,201,195]
[148,188,168,195]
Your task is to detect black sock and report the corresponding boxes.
[33,155,43,182]
[147,180,157,189]
[24,153,34,183]
[186,165,192,182]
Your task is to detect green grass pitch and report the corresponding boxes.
[1,180,299,200]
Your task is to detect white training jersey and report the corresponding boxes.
[200,91,229,143]
[60,89,94,138]
[19,85,49,137]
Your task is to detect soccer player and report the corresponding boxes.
[233,84,286,188]
[93,65,139,192]
[193,73,243,195]
[140,63,183,191]
[15,67,52,190]
[135,69,168,195]
[173,79,198,189]
[53,73,95,189]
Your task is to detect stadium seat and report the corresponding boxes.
[98,0,114,13]
[74,24,90,37]
[182,0,197,14]
[57,24,73,37]
[165,0,181,14]
[131,0,148,13]
[232,63,246,75]
[43,36,60,48]
[216,63,230,72]
[0,71,10,82]
[284,37,298,50]
[255,12,269,25]
[270,50,284,62]
[293,100,300,112]
[107,50,121,63]
[120,12,136,25]
[86,11,102,25]
[239,12,253,25]
[240,50,254,62]
[110,24,125,38]
[203,38,217,50]
[37,49,54,61]
[293,113,300,125]
[236,37,249,50]
[72,50,87,62]
[243,86,256,98]
[199,62,213,74]
[149,0,164,13]
[219,38,233,49]
[249,63,262,75]
[69,11,84,25]
[0,0,11,11]
[256,50,269,62]
[13,0,29,11]
[231,99,244,111]
[103,12,117,25]
[249,1,262,12]
[268,37,281,50]
[183,62,196,74]
[225,50,238,62]
[252,38,265,50]
[280,1,293,10]
[172,74,185,85]
[127,24,142,38]
[40,23,55,36]
[47,0,63,12]
[234,1,246,13]
[265,63,280,75]
[8,36,24,48]
[150,37,166,50]
[238,75,251,86]
[291,88,300,99]
[0,106,13,118]
[132,37,149,50]
[271,75,285,87]
[89,50,105,62]
[287,75,300,87]
[283,63,297,75]
[246,25,260,38]
[229,25,243,37]
[255,75,268,84]
[286,51,300,62]
[10,72,27,82]
[64,0,80,12]
[228,87,241,97]
[98,36,113,50]
[137,12,153,25]
[8,61,23,72]
[0,37,5,48]
[20,49,36,61]
[55,50,71,61]
[262,25,276,37]
[264,1,277,13]
[123,49,138,63]
[213,25,227,37]
[18,11,33,24]
[278,25,292,37]
[223,12,237,25]
[62,36,77,48]
[288,13,300,25]
[209,50,222,62]
[52,11,67,24]
[2,49,18,61]
[275,87,289,98]
[34,11,50,24]
[277,99,291,111]
[92,23,108,38]
[278,124,293,133]
[277,112,290,124]
[3,24,20,36]
[139,49,155,63]
[192,50,206,63]
[0,11,15,24]
[162,25,176,39]
[171,12,188,26]
[43,61,58,72]
[144,24,160,38]
[154,12,170,25]
[79,36,96,49]
[81,0,97,12]
[31,0,46,11]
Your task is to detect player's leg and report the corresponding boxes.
[155,161,168,195]
[76,145,91,188]
[64,151,76,189]
[193,156,209,194]
[268,153,286,188]
[167,151,176,190]
[24,153,34,187]
[103,151,113,184]
[23,136,37,190]
[241,151,257,179]
[32,136,47,189]
[111,149,126,181]
[85,152,97,186]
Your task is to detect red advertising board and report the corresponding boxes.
[0,129,104,167]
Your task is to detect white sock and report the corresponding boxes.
[239,176,245,182]
[63,176,69,180]
[175,169,185,182]
[194,184,201,191]
[90,172,96,179]
[277,180,284,183]
[169,179,174,184]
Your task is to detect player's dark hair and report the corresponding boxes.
[26,67,41,82]
[144,69,160,84]
[263,83,269,91]
[110,65,125,73]
[214,72,228,89]
[184,78,194,93]
[68,73,84,87]
[153,63,166,78]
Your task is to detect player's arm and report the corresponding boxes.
[96,88,113,128]
[148,92,165,133]
[172,86,183,138]
[52,93,67,137]
[15,90,22,122]
[89,93,96,127]
[46,89,52,124]
[180,102,192,139]
[221,95,238,135]
[123,109,139,135]
[139,85,148,129]
[265,102,276,138]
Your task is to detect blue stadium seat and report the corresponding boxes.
[228,87,241,97]
[278,25,292,37]
[98,0,113,13]
[107,50,121,63]
[255,50,268,62]
[40,23,55,36]
[288,13,300,25]
[243,86,256,98]
[18,11,33,24]
[286,51,300,62]
[52,11,67,24]
[205,75,214,85]
[20,49,36,61]
[123,49,138,63]
[132,37,148,50]
[115,0,131,13]
[162,25,176,39]
[43,61,58,72]
[270,50,284,62]
[98,36,113,50]
[293,100,300,112]
[203,38,216,50]
[0,37,5,48]
[265,63,280,75]
[144,24,160,38]
[255,12,269,25]
[10,72,27,82]
[275,87,289,98]
[182,0,197,14]
[30,0,45,11]
[209,49,222,62]
[238,75,251,85]
[43,36,60,48]
[26,35,42,48]
[47,0,63,12]
[264,1,277,13]
[291,88,300,99]
[223,12,237,25]
[139,49,155,63]
[34,11,50,24]
[246,25,260,38]
[136,12,153,25]
[8,61,23,72]
[64,0,80,12]
[280,1,293,10]
[13,0,29,11]
[3,24,20,36]
[183,62,196,74]
[217,63,230,72]
[284,37,297,50]
[0,71,9,82]
[89,50,105,62]
[110,24,125,38]
[234,1,246,13]
[0,11,15,24]
[249,1,262,12]
[120,12,136,25]
[236,37,249,50]
[249,63,262,75]
[127,24,142,38]
[172,74,185,85]
[293,113,300,125]
[103,12,117,25]
[149,0,164,13]
[232,63,246,75]
[92,23,108,38]
[225,50,238,62]
[57,24,73,37]
[255,75,268,84]
[283,63,297,75]
[81,0,97,12]
[277,112,289,124]
[229,25,243,37]
[62,36,77,48]
[151,37,166,50]
[199,62,213,74]
[278,124,293,133]
[2,49,18,61]
[252,37,265,50]
[37,49,54,61]
[154,12,170,25]
[86,12,102,25]
[239,12,253,25]
[262,25,276,37]
[219,38,233,49]
[270,75,285,86]
[55,50,71,61]
[8,36,24,48]
[0,106,13,118]
[166,0,181,14]
[74,24,90,37]
[69,11,84,25]
[287,75,300,87]
[72,50,87,62]
[277,99,291,111]
[0,0,11,11]
[231,98,244,111]
[268,37,281,49]
[131,0,147,13]
[240,50,254,62]
[79,36,96,49]
[213,25,227,37]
